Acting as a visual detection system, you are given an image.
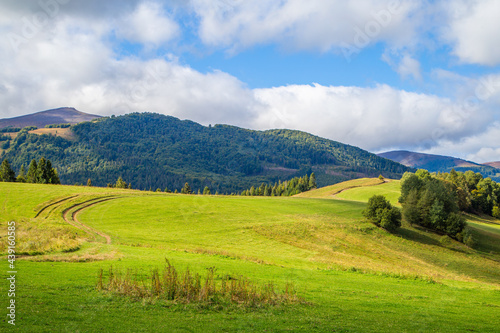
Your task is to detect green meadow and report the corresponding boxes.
[1,180,500,332]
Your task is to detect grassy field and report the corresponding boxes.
[334,180,402,206]
[1,180,500,332]
[294,178,384,198]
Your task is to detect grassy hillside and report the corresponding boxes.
[1,113,410,192]
[335,180,402,206]
[1,182,500,332]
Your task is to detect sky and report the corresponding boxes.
[1,0,500,162]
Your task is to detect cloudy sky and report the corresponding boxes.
[1,0,500,162]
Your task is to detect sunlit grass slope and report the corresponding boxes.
[335,180,402,206]
[79,191,500,285]
[294,177,384,198]
[1,182,500,332]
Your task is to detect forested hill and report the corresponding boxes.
[2,112,411,192]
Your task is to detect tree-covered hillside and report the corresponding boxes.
[1,113,410,192]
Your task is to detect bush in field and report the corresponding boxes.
[363,195,401,232]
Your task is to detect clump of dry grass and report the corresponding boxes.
[0,218,82,256]
[97,259,302,308]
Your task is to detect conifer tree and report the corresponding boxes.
[181,182,191,194]
[115,177,128,188]
[203,186,211,195]
[37,157,49,184]
[16,165,26,183]
[0,159,16,182]
[308,172,317,189]
[26,159,38,183]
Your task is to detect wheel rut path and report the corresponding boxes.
[61,196,120,244]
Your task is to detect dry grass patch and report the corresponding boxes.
[29,127,74,140]
[0,217,83,255]
[97,260,303,308]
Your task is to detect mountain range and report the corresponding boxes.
[0,108,410,192]
[378,150,500,182]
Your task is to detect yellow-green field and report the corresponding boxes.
[1,180,499,332]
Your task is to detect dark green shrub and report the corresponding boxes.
[363,195,402,232]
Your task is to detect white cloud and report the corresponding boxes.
[251,83,493,152]
[190,0,421,55]
[424,123,500,163]
[382,51,422,81]
[397,54,422,81]
[116,2,180,47]
[444,0,500,65]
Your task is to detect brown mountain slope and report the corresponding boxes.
[0,107,101,129]
[484,161,500,168]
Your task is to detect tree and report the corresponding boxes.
[16,165,26,183]
[378,174,385,181]
[87,178,92,187]
[45,160,60,184]
[363,195,401,232]
[400,170,467,239]
[181,182,191,194]
[493,206,500,219]
[115,177,128,189]
[308,172,317,189]
[379,206,402,232]
[0,159,16,182]
[446,213,467,237]
[402,189,420,226]
[203,186,211,195]
[26,159,38,183]
[429,199,447,232]
[36,157,52,184]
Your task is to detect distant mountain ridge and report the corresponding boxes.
[0,107,101,129]
[378,150,500,182]
[484,161,500,169]
[2,111,411,192]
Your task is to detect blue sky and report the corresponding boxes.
[1,0,500,162]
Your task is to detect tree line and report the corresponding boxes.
[0,157,60,184]
[397,169,500,246]
[239,173,317,197]
[399,170,467,240]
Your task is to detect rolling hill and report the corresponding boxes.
[1,112,411,192]
[0,107,101,129]
[378,150,500,182]
[1,180,499,332]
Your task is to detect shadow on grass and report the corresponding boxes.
[395,226,441,247]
